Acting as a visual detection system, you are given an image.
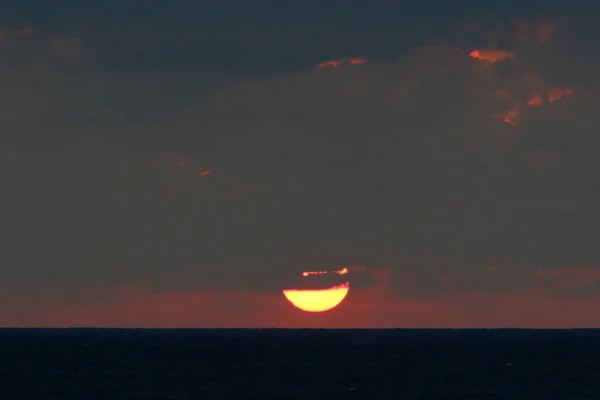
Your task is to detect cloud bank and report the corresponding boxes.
[1,15,600,327]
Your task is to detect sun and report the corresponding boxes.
[282,282,349,312]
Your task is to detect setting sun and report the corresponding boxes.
[282,282,350,312]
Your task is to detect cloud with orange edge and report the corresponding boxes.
[317,57,369,68]
[469,48,515,64]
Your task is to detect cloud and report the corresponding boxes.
[513,17,560,44]
[536,267,600,291]
[469,49,515,64]
[1,16,600,328]
[405,264,600,299]
[0,18,589,154]
[44,36,86,58]
[0,26,34,43]
[317,58,369,68]
[454,16,564,47]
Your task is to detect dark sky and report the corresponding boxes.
[2,0,600,327]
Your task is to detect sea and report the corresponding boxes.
[0,328,598,399]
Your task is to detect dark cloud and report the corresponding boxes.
[1,9,600,326]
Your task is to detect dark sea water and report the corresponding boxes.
[1,328,599,399]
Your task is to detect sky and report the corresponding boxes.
[1,0,600,328]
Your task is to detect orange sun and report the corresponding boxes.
[282,282,349,312]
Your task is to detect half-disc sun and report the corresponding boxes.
[282,282,349,312]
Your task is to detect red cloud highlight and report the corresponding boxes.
[300,266,349,277]
[469,49,515,64]
[495,87,574,125]
[317,58,369,68]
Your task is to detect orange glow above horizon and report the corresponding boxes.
[282,282,350,312]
